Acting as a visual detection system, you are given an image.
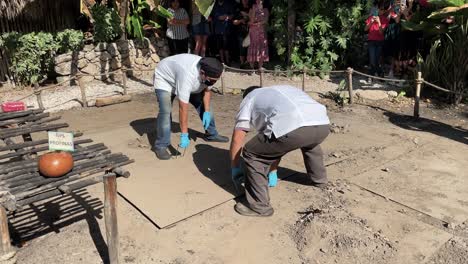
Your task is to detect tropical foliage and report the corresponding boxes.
[91,4,122,42]
[0,30,83,85]
[127,0,160,40]
[404,0,468,104]
[270,0,371,71]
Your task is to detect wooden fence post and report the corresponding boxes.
[78,76,88,108]
[302,67,306,91]
[121,66,128,95]
[221,75,225,95]
[33,82,44,109]
[104,174,119,264]
[259,68,263,87]
[347,67,354,104]
[414,71,423,118]
[0,205,15,260]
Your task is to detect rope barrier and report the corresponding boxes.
[422,80,468,96]
[2,62,464,118]
[352,69,408,83]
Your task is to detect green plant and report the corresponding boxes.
[55,29,84,54]
[1,32,58,85]
[127,0,160,40]
[420,19,467,104]
[270,0,369,72]
[322,79,349,106]
[91,4,122,42]
[402,0,468,104]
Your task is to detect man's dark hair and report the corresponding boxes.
[199,57,224,78]
[243,86,262,98]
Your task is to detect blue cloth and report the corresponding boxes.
[211,1,233,35]
[154,90,219,149]
[192,20,210,35]
[202,111,211,130]
[368,40,384,76]
[179,133,190,148]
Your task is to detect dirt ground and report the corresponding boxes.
[6,82,468,264]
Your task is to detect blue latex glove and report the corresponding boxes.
[231,167,244,191]
[268,170,278,187]
[202,111,211,130]
[179,133,190,148]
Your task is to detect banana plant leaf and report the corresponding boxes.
[195,0,215,18]
[428,3,468,19]
[428,0,467,7]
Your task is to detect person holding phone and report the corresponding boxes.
[365,4,389,81]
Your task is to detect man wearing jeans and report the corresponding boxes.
[229,85,330,217]
[153,54,229,160]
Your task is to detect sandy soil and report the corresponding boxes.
[5,84,468,264]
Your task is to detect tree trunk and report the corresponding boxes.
[287,0,296,66]
[117,0,128,40]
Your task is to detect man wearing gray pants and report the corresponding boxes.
[229,85,330,217]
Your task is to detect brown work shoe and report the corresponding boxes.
[234,202,274,217]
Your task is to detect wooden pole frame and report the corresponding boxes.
[302,67,306,91]
[347,67,354,104]
[78,76,88,108]
[414,71,423,118]
[0,205,14,259]
[104,173,119,264]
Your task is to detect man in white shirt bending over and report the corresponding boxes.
[153,54,229,160]
[230,85,330,217]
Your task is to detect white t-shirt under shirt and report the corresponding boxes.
[235,85,330,138]
[153,54,208,104]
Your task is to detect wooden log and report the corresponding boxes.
[13,158,132,197]
[95,95,132,107]
[0,138,93,160]
[0,112,50,127]
[0,132,83,152]
[0,149,111,182]
[0,109,43,121]
[8,155,126,191]
[347,67,354,104]
[59,175,104,194]
[0,143,107,173]
[112,167,130,178]
[414,71,422,118]
[0,205,13,255]
[104,173,119,264]
[17,189,62,208]
[0,123,69,139]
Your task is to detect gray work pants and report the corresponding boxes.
[242,125,330,214]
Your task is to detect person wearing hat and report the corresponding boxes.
[229,85,330,216]
[153,54,229,160]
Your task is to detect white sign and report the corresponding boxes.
[48,131,74,152]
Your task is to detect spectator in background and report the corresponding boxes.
[398,0,422,75]
[384,1,401,78]
[365,3,389,80]
[247,0,269,70]
[191,0,210,57]
[166,0,190,55]
[232,0,250,68]
[211,0,234,65]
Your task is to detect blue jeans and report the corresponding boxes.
[368,40,384,76]
[154,89,219,149]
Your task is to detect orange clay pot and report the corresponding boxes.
[38,151,74,177]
